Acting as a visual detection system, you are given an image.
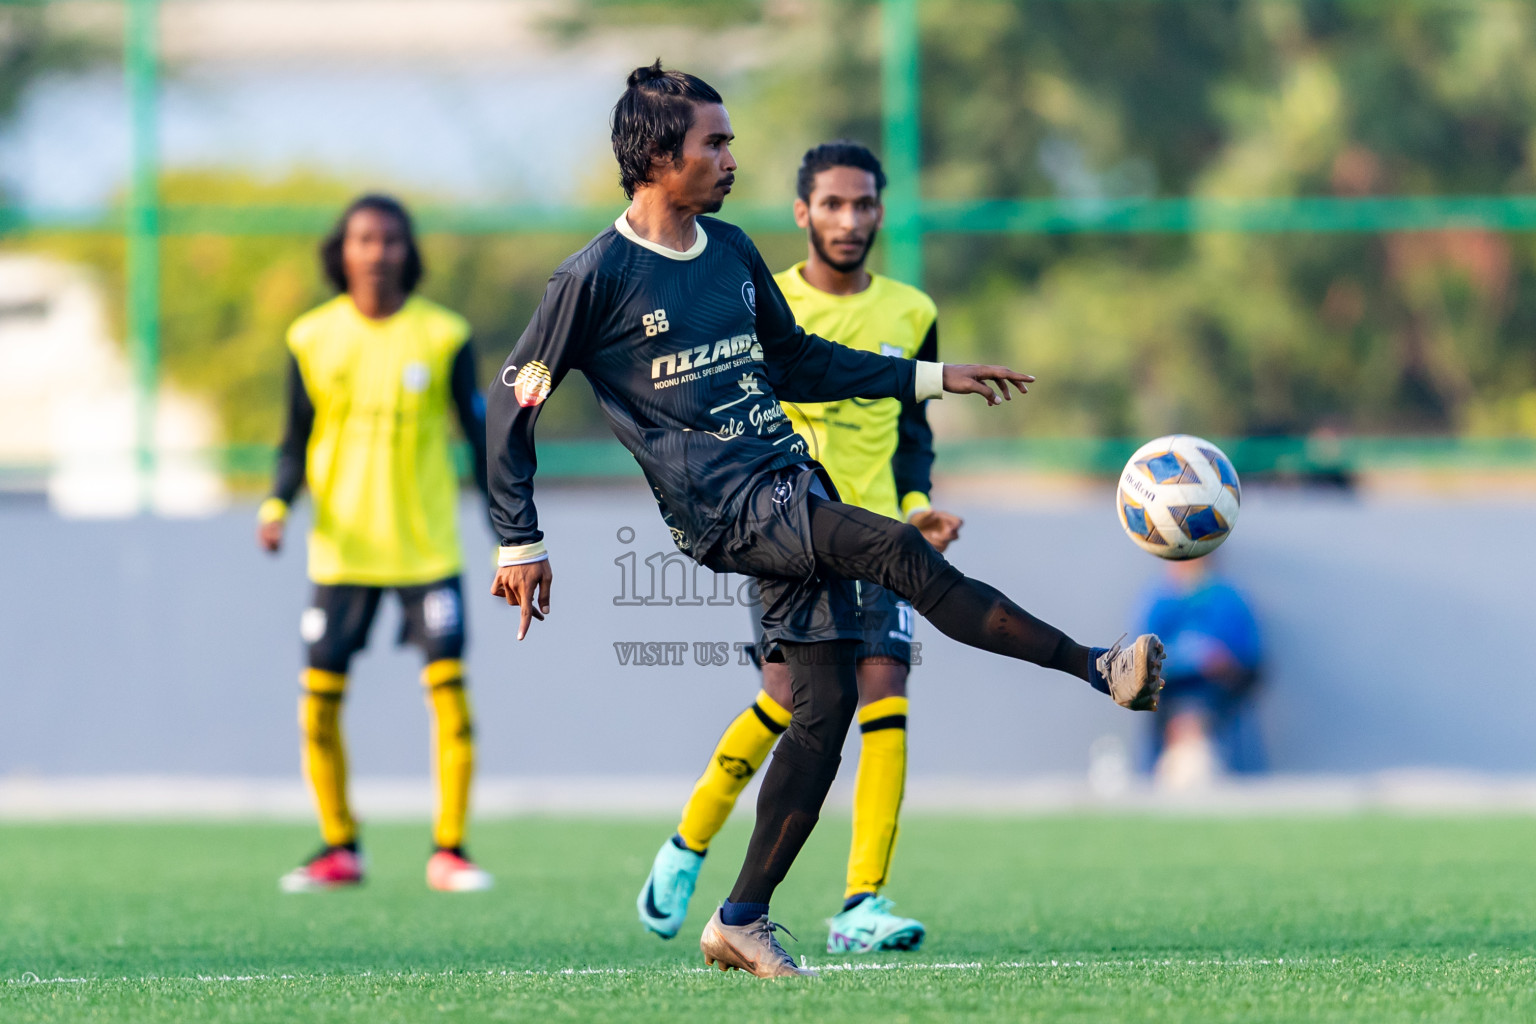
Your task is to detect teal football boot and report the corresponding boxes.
[826,895,926,953]
[637,837,704,939]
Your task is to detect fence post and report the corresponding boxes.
[881,0,922,288]
[125,0,161,511]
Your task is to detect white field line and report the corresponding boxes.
[11,956,1484,987]
[9,772,1536,820]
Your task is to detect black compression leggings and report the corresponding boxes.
[729,498,1094,908]
[807,495,1093,680]
[729,639,860,906]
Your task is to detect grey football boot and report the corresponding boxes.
[700,908,818,978]
[1097,634,1166,711]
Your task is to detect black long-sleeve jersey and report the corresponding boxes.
[486,215,943,562]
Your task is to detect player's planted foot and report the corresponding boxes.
[279,844,363,892]
[637,836,704,938]
[700,907,818,978]
[1096,634,1166,711]
[426,847,493,892]
[826,895,926,953]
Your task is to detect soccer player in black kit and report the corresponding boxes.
[487,62,1166,979]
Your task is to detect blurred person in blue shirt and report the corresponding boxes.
[1134,557,1264,787]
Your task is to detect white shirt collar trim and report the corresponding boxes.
[614,212,709,261]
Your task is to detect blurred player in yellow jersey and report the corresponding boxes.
[638,142,963,952]
[257,195,494,893]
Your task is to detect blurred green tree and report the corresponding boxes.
[12,0,1536,454]
[773,0,1536,439]
[30,174,607,455]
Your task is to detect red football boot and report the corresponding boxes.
[426,848,494,892]
[279,845,364,892]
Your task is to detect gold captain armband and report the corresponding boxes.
[497,540,549,567]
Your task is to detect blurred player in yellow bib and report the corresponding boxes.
[257,195,494,894]
[638,142,964,952]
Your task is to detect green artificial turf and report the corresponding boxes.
[1,814,1533,1022]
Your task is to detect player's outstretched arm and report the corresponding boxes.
[743,239,918,403]
[941,364,1035,406]
[491,560,553,641]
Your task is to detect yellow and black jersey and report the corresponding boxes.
[266,294,489,586]
[774,262,938,523]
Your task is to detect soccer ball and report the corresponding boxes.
[1116,435,1241,560]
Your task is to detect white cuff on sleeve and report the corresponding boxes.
[915,361,945,401]
[497,540,549,567]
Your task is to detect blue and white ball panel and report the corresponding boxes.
[1117,434,1241,560]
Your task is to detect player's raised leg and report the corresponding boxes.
[807,496,1164,707]
[639,683,790,937]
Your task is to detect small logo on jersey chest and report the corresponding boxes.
[642,309,670,337]
[402,361,430,393]
[880,343,903,358]
[742,282,756,315]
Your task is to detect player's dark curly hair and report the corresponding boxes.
[611,60,723,200]
[319,194,423,295]
[795,141,887,202]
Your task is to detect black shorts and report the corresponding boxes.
[703,465,863,658]
[746,580,914,667]
[855,582,916,664]
[300,575,466,673]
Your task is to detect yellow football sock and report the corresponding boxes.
[676,689,791,853]
[423,659,475,851]
[299,668,356,847]
[846,695,909,900]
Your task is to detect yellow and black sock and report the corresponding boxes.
[299,668,356,847]
[422,658,475,851]
[846,695,909,902]
[675,689,791,853]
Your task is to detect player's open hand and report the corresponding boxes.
[492,559,553,641]
[942,364,1034,406]
[257,519,284,554]
[910,508,963,552]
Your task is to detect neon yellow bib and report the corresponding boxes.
[287,295,471,585]
[774,263,937,521]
